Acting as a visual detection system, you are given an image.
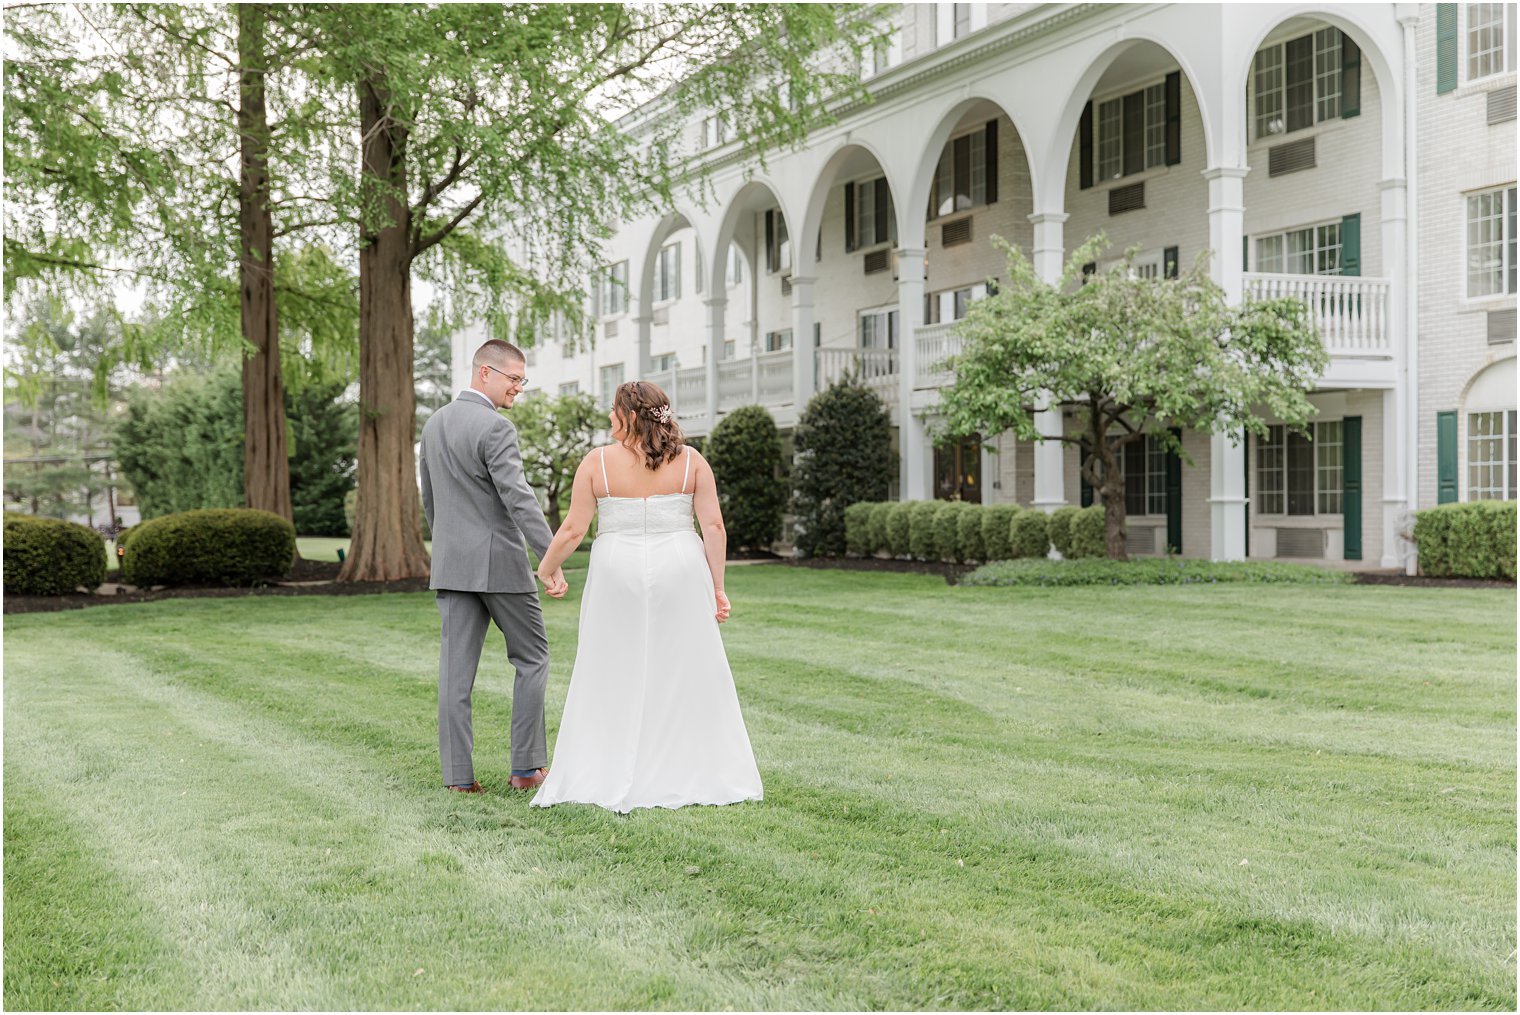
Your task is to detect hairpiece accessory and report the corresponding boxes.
[646,404,674,425]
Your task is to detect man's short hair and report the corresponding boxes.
[473,339,525,369]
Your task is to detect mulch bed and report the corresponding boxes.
[5,556,1510,615]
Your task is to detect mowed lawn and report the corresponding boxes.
[4,565,1514,1010]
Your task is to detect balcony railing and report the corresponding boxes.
[915,321,964,387]
[1242,273,1391,355]
[662,350,797,420]
[816,346,898,405]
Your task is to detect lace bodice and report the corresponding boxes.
[596,493,694,535]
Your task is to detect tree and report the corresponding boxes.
[705,405,786,552]
[936,237,1327,560]
[791,378,896,557]
[508,392,602,531]
[291,4,879,581]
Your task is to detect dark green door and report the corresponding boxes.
[1343,416,1362,560]
[1165,430,1183,553]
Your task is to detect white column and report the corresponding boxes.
[1204,165,1250,560]
[789,276,817,415]
[704,297,725,431]
[1029,212,1068,511]
[896,248,930,500]
[1380,176,1411,569]
[1400,6,1421,574]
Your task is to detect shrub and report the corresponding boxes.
[885,502,914,558]
[287,380,358,536]
[865,502,895,555]
[908,500,947,561]
[1413,500,1517,580]
[121,508,296,587]
[703,405,787,552]
[1069,504,1107,559]
[962,558,1354,587]
[791,379,896,557]
[843,501,876,557]
[932,502,972,562]
[1010,509,1050,559]
[956,503,987,562]
[1048,505,1080,558]
[980,505,1021,561]
[3,512,108,595]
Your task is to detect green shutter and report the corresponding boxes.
[1437,411,1459,503]
[1340,213,1360,277]
[1164,71,1182,165]
[1165,429,1183,554]
[984,119,998,204]
[1437,4,1458,94]
[844,182,856,253]
[1343,416,1362,560]
[1080,101,1094,189]
[1341,33,1361,118]
[1242,234,1249,272]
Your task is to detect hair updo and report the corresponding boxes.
[613,380,685,470]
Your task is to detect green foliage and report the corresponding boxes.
[931,502,965,562]
[843,501,875,557]
[956,503,987,562]
[2,512,107,594]
[937,236,1327,559]
[980,504,1021,561]
[962,557,1356,587]
[287,380,357,537]
[120,508,296,587]
[706,405,787,552]
[1047,506,1080,558]
[865,502,894,556]
[1413,501,1517,580]
[884,501,913,558]
[1010,509,1050,559]
[507,391,602,530]
[791,379,896,557]
[1069,505,1107,559]
[908,501,946,561]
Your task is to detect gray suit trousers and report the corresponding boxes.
[436,589,550,785]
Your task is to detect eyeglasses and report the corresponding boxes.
[483,364,528,389]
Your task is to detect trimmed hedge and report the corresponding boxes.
[3,512,108,595]
[1069,504,1107,559]
[1048,506,1080,558]
[1413,500,1517,580]
[1010,509,1050,559]
[866,502,895,556]
[885,502,914,558]
[932,502,971,562]
[962,558,1355,587]
[843,501,876,557]
[981,505,1020,561]
[908,501,947,560]
[956,503,987,562]
[121,508,297,587]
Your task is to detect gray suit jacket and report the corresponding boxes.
[420,390,554,593]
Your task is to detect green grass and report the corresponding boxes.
[4,568,1514,1010]
[963,557,1358,586]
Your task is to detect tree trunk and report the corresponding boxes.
[1101,472,1129,561]
[339,73,430,582]
[237,4,294,527]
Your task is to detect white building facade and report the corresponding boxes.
[454,3,1517,571]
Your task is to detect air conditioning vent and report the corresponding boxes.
[942,218,972,247]
[863,249,890,274]
[1127,526,1156,555]
[1488,308,1516,345]
[651,306,669,326]
[603,319,619,339]
[1108,182,1145,215]
[1488,86,1517,125]
[1268,137,1316,177]
[781,274,793,297]
[1276,528,1325,558]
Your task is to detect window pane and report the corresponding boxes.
[1316,420,1343,514]
[1285,34,1315,133]
[1315,222,1342,276]
[935,147,954,217]
[1098,98,1123,181]
[953,133,972,211]
[1469,3,1508,80]
[1148,437,1167,515]
[969,129,986,206]
[1257,235,1284,273]
[858,179,876,248]
[1469,409,1517,500]
[1144,83,1167,168]
[1287,228,1314,275]
[1469,189,1506,297]
[1257,425,1285,514]
[1314,28,1342,121]
[1508,187,1517,295]
[1287,429,1315,515]
[1254,47,1285,139]
[1125,442,1146,516]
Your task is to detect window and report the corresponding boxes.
[1468,409,1518,499]
[765,210,790,273]
[1255,221,1342,275]
[1124,436,1167,516]
[722,340,735,360]
[1468,4,1516,82]
[599,363,624,409]
[924,283,990,325]
[953,3,971,39]
[649,352,677,374]
[1092,77,1176,182]
[850,176,896,250]
[858,307,899,349]
[598,261,628,317]
[654,243,680,303]
[1467,185,1518,297]
[1256,422,1344,515]
[558,381,580,396]
[1254,28,1348,140]
[930,122,995,218]
[763,329,793,352]
[701,114,732,149]
[726,245,744,287]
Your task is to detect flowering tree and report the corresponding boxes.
[508,392,602,531]
[936,236,1327,560]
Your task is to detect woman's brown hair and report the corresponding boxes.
[613,380,685,470]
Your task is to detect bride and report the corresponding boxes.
[530,380,763,813]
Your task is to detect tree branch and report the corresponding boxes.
[410,193,484,260]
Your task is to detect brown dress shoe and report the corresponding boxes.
[508,768,548,790]
[446,781,484,793]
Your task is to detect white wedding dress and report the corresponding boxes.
[531,447,763,813]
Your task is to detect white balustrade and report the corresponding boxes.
[756,350,795,406]
[815,346,898,404]
[673,366,706,419]
[1242,273,1391,355]
[914,321,964,387]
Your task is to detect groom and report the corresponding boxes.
[419,339,568,794]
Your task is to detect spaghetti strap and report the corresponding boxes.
[599,446,610,498]
[681,446,693,495]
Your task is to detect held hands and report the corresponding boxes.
[715,589,730,624]
[538,567,569,599]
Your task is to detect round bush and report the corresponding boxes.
[956,503,987,562]
[866,502,895,556]
[908,501,947,561]
[1010,509,1050,559]
[1069,504,1107,559]
[885,502,914,558]
[1048,505,1080,558]
[121,508,296,587]
[705,405,786,552]
[843,501,876,557]
[3,512,108,595]
[1413,500,1517,579]
[791,380,895,558]
[981,505,1021,561]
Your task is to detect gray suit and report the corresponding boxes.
[419,389,556,785]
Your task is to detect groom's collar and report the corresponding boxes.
[456,389,497,409]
